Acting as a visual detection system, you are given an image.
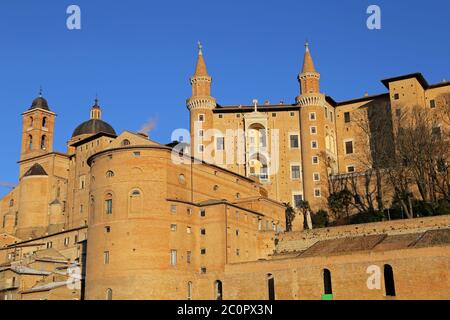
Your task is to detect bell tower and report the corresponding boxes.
[186,42,216,158]
[20,91,56,161]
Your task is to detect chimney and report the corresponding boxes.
[137,132,149,139]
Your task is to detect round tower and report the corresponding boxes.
[296,42,328,211]
[186,42,216,159]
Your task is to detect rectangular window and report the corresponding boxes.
[170,250,177,266]
[291,165,301,180]
[312,156,319,164]
[80,204,83,213]
[330,111,334,122]
[310,126,317,134]
[218,114,223,119]
[430,99,436,108]
[314,188,321,198]
[313,173,320,181]
[290,112,295,117]
[236,249,240,256]
[325,107,328,118]
[133,151,141,157]
[198,144,204,153]
[311,141,318,149]
[187,251,192,264]
[170,205,177,214]
[198,114,205,122]
[104,251,110,264]
[105,226,111,233]
[200,267,207,274]
[170,224,177,232]
[105,199,113,215]
[64,237,69,246]
[345,140,354,154]
[293,194,303,208]
[200,228,206,236]
[272,113,277,117]
[309,112,316,121]
[394,93,399,100]
[344,112,351,123]
[290,135,299,149]
[216,137,225,151]
[187,208,192,216]
[347,166,355,173]
[79,176,86,190]
[200,209,206,217]
[236,229,240,236]
[201,248,206,255]
[258,218,262,231]
[198,129,204,137]
[186,226,192,234]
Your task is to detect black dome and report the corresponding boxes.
[29,97,50,111]
[72,119,116,138]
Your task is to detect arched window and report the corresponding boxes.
[384,264,396,297]
[214,280,223,300]
[42,117,47,128]
[106,288,113,300]
[40,135,47,150]
[9,199,14,207]
[267,274,275,300]
[29,116,34,127]
[187,282,193,300]
[323,269,332,295]
[106,171,115,178]
[121,139,131,146]
[105,193,113,215]
[129,189,143,214]
[28,135,33,150]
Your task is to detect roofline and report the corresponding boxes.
[22,108,56,116]
[86,145,260,185]
[213,104,299,113]
[69,131,118,147]
[17,152,69,164]
[1,226,87,250]
[381,72,430,89]
[327,93,390,107]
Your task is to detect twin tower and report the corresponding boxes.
[186,42,332,210]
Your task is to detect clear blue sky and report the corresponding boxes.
[0,0,449,196]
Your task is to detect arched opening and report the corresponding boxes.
[129,189,143,214]
[105,193,113,215]
[106,170,115,178]
[106,288,113,300]
[248,123,267,151]
[384,264,396,297]
[267,273,275,300]
[29,116,34,127]
[28,135,33,150]
[42,117,47,128]
[323,269,332,295]
[187,282,193,300]
[121,139,131,146]
[214,280,223,300]
[40,135,47,150]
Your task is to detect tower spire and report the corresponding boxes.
[297,41,320,96]
[90,96,102,120]
[302,40,316,73]
[194,41,209,77]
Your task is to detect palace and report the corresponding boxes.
[0,44,449,300]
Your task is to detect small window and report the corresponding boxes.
[170,205,177,214]
[200,267,207,274]
[121,139,131,146]
[313,173,320,181]
[106,171,115,178]
[314,188,321,198]
[216,137,225,151]
[430,99,436,108]
[198,114,205,122]
[170,250,177,266]
[290,112,295,117]
[186,226,192,234]
[291,165,301,180]
[347,166,355,173]
[105,195,113,215]
[236,193,241,199]
[187,282,193,300]
[344,112,351,123]
[272,113,277,117]
[236,114,241,118]
[198,144,204,153]
[290,135,299,149]
[133,152,141,157]
[236,249,240,256]
[218,114,223,119]
[312,156,319,164]
[131,190,141,197]
[187,208,192,216]
[310,126,317,134]
[9,199,14,207]
[394,93,399,100]
[309,112,316,121]
[345,141,354,154]
[105,226,111,233]
[201,248,207,255]
[200,228,206,236]
[213,185,219,192]
[311,141,318,149]
[104,251,110,264]
[40,135,47,150]
[200,209,206,217]
[198,129,204,137]
[42,117,47,128]
[170,224,177,232]
[187,251,192,264]
[236,229,240,236]
[293,193,303,208]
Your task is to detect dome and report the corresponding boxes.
[72,119,116,138]
[29,97,50,111]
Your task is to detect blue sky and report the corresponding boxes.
[0,0,449,196]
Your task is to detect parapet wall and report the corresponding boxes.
[277,215,450,253]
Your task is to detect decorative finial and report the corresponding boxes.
[39,86,43,97]
[252,99,258,113]
[94,93,99,106]
[305,39,309,51]
[198,41,203,55]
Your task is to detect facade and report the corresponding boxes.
[0,44,449,300]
